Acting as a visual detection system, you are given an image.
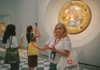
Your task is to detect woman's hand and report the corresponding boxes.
[49,45,70,56]
[48,45,57,52]
[32,42,38,48]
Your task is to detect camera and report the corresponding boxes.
[35,23,37,26]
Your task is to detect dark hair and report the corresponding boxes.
[27,25,32,33]
[2,24,16,44]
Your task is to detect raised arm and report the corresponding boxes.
[33,23,40,37]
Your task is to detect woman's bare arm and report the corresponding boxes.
[33,26,40,37]
[17,34,24,48]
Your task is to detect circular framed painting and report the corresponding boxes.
[58,0,91,34]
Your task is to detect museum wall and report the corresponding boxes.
[0,0,38,47]
[0,0,18,44]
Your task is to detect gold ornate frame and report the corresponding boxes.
[0,23,6,37]
[58,0,91,34]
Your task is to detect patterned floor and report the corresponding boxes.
[0,49,50,70]
[0,57,50,70]
[0,48,88,70]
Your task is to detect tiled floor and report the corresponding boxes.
[0,48,49,70]
[0,56,49,70]
[0,48,88,70]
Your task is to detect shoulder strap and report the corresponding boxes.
[9,36,12,48]
[30,33,33,42]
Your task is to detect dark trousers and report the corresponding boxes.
[10,63,19,70]
[49,62,57,70]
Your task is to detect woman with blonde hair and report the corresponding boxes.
[36,23,72,70]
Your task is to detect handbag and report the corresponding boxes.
[57,50,80,70]
[27,42,39,56]
[27,33,39,56]
[4,36,20,64]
